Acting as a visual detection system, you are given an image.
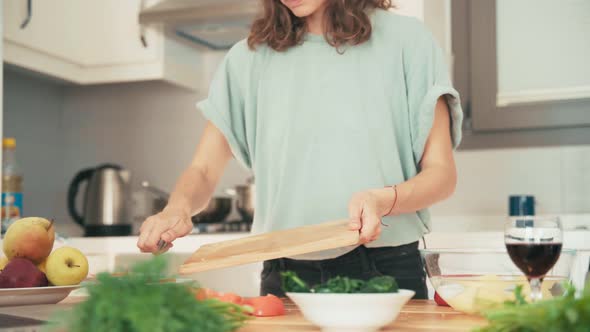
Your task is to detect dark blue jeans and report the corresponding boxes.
[260,241,427,299]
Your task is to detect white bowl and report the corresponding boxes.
[287,290,415,332]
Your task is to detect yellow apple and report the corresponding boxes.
[0,256,9,271]
[46,247,89,286]
[3,217,55,263]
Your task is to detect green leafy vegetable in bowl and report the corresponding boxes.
[281,271,311,293]
[50,255,249,332]
[475,282,590,332]
[281,271,399,294]
[314,276,365,293]
[361,275,399,293]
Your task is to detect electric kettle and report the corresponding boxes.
[67,164,132,236]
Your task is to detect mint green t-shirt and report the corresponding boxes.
[197,9,463,259]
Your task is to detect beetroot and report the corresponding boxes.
[0,258,48,288]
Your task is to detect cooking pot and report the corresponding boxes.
[192,197,232,224]
[139,181,232,224]
[227,177,255,222]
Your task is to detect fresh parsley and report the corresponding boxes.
[49,255,248,332]
[475,282,590,332]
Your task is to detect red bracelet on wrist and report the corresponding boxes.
[384,185,398,216]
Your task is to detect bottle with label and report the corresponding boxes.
[1,138,23,234]
[509,195,535,228]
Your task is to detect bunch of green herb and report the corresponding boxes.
[281,271,398,294]
[50,255,248,332]
[475,282,590,332]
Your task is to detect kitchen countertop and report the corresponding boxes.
[0,296,487,332]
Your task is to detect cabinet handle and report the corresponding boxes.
[20,0,32,29]
[140,34,148,48]
[139,0,148,47]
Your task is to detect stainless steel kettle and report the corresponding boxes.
[67,164,131,236]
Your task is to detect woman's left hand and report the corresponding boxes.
[348,190,391,244]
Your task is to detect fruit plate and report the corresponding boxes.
[0,285,80,307]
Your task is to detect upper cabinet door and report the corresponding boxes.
[4,0,158,67]
[76,0,159,67]
[3,0,200,90]
[465,0,590,131]
[4,0,86,64]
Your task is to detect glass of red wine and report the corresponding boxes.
[504,216,563,302]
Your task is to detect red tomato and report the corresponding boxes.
[194,288,219,301]
[216,292,244,305]
[434,291,450,306]
[195,288,244,306]
[243,295,286,317]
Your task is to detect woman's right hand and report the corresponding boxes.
[137,206,193,253]
[137,122,233,253]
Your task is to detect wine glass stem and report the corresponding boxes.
[529,277,543,301]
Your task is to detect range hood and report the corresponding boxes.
[139,0,261,50]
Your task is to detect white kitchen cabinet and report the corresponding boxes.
[465,0,590,131]
[3,0,202,91]
[449,0,590,149]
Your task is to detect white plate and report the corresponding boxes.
[0,285,80,307]
[0,278,195,307]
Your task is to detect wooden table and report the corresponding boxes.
[0,297,486,331]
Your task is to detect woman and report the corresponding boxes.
[137,0,462,299]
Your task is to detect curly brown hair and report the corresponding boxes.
[248,0,393,51]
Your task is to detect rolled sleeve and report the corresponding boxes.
[404,20,464,164]
[196,45,252,169]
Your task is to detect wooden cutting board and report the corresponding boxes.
[179,219,359,275]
